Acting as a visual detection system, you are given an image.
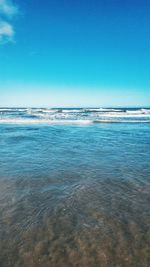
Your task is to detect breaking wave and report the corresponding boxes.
[0,107,150,124]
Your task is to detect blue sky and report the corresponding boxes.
[0,0,150,107]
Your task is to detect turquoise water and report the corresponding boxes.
[0,114,150,266]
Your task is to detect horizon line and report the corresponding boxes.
[0,106,150,109]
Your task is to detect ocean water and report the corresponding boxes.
[0,108,150,267]
[0,107,150,124]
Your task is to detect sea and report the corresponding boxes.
[0,107,150,267]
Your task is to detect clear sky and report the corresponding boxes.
[0,0,150,107]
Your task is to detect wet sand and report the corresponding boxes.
[0,176,150,267]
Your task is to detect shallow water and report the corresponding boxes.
[0,122,150,267]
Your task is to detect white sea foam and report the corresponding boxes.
[0,108,13,111]
[0,108,150,124]
[62,109,83,113]
[42,110,58,113]
[140,109,150,114]
[0,118,93,124]
[0,117,150,125]
[126,109,150,114]
[0,108,27,112]
[96,112,150,118]
[85,108,122,112]
[126,110,144,114]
